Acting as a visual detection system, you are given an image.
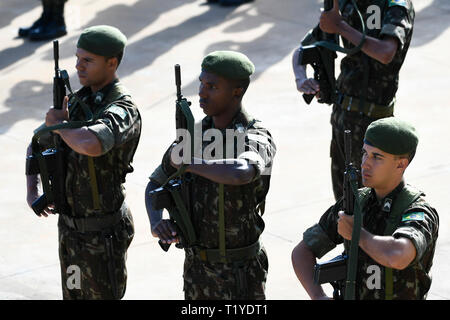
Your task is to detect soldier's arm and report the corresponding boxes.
[338,211,416,270]
[46,96,103,156]
[358,229,416,270]
[292,241,331,300]
[292,48,320,95]
[319,0,400,65]
[25,143,55,217]
[335,23,398,65]
[56,126,103,156]
[184,158,256,186]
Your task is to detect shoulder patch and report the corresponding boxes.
[401,212,424,222]
[107,105,128,120]
[388,0,408,8]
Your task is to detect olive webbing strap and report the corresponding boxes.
[383,188,423,300]
[344,178,363,300]
[168,188,197,245]
[87,157,101,211]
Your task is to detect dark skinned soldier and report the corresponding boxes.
[145,51,276,300]
[25,25,141,299]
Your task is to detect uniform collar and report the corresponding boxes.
[204,107,255,130]
[370,180,406,213]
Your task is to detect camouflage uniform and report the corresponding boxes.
[301,0,415,200]
[41,79,141,299]
[303,181,439,299]
[158,108,276,300]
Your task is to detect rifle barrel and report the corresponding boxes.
[175,64,181,99]
[53,40,59,74]
[344,130,352,165]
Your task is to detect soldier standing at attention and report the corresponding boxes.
[292,118,439,300]
[292,0,415,200]
[25,25,141,299]
[146,51,276,299]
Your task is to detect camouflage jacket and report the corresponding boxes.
[302,0,415,106]
[40,80,142,217]
[159,108,276,250]
[303,181,439,300]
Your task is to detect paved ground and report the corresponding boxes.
[0,0,449,300]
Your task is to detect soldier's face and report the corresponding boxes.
[75,48,115,90]
[198,71,237,117]
[361,143,407,189]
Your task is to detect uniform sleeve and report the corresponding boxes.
[380,3,414,51]
[237,126,276,181]
[392,205,439,265]
[303,200,345,259]
[87,98,141,154]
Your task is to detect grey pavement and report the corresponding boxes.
[0,0,449,300]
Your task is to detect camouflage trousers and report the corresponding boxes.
[183,246,268,300]
[57,209,134,300]
[330,104,393,200]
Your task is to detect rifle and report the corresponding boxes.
[149,64,197,252]
[26,40,68,216]
[299,0,337,105]
[299,0,366,105]
[313,130,359,299]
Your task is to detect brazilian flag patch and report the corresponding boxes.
[389,0,408,8]
[401,212,424,222]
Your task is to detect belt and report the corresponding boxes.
[336,93,394,118]
[60,204,126,233]
[186,241,261,264]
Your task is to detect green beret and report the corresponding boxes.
[201,51,255,80]
[364,117,419,155]
[77,25,127,57]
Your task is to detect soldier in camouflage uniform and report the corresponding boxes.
[292,118,439,300]
[25,25,141,299]
[293,0,415,200]
[145,51,276,300]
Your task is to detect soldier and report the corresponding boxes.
[25,25,141,299]
[291,118,439,300]
[145,51,276,299]
[292,0,415,200]
[18,0,67,41]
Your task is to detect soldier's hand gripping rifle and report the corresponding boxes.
[26,40,68,216]
[299,0,338,105]
[313,130,360,300]
[149,65,197,252]
[299,0,366,105]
